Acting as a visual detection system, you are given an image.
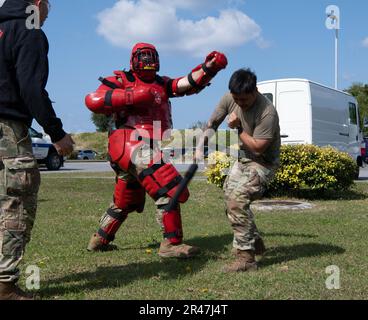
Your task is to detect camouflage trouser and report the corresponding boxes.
[99,142,170,235]
[223,159,276,251]
[0,119,40,283]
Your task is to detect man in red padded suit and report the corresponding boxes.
[85,43,227,258]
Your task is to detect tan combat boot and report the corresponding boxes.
[0,282,33,300]
[223,249,258,273]
[158,239,201,258]
[87,233,117,252]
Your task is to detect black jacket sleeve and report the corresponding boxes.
[13,28,66,143]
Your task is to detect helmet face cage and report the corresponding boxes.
[133,48,160,72]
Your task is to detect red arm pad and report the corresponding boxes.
[85,92,110,114]
[172,51,228,96]
[85,87,156,114]
[188,51,228,92]
[170,77,185,97]
[85,90,125,115]
[169,66,213,97]
[186,63,213,95]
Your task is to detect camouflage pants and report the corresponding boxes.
[0,119,40,283]
[99,141,171,235]
[223,159,276,251]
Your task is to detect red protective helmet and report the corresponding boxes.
[130,43,160,81]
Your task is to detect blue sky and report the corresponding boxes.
[35,0,368,133]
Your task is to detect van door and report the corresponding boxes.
[277,91,310,144]
[258,82,276,105]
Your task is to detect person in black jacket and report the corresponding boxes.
[0,0,74,300]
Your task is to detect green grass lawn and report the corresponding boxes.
[20,172,368,300]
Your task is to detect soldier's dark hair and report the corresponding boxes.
[228,68,257,95]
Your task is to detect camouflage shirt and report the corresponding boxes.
[208,92,281,167]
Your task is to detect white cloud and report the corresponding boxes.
[157,0,217,10]
[97,0,266,57]
[156,0,246,11]
[362,37,368,48]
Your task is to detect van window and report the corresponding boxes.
[262,93,273,103]
[349,103,357,125]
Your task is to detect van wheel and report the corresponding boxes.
[46,152,62,171]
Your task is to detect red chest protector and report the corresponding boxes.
[114,71,173,138]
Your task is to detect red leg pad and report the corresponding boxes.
[100,218,124,245]
[98,206,129,244]
[140,163,189,202]
[114,179,146,213]
[162,208,183,245]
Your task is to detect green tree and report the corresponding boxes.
[346,83,368,136]
[189,120,208,131]
[91,113,111,132]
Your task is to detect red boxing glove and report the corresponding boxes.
[85,86,158,115]
[205,51,228,73]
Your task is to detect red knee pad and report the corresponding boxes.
[114,179,146,213]
[162,208,183,245]
[139,163,189,202]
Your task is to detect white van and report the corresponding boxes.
[257,79,364,168]
[29,127,64,170]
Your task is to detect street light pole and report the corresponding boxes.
[326,5,340,90]
[335,28,338,89]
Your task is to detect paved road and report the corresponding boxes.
[40,161,206,174]
[40,161,368,181]
[40,161,113,174]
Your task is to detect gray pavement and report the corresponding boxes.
[40,161,368,182]
[40,161,206,174]
[40,161,113,174]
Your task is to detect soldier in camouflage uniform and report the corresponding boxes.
[198,69,280,272]
[0,0,74,299]
[0,120,41,295]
